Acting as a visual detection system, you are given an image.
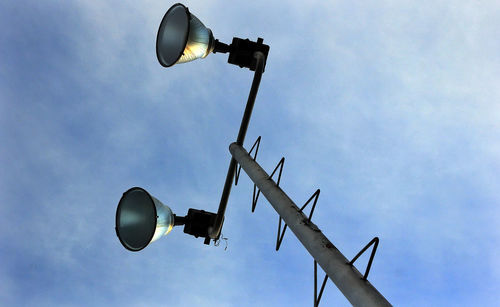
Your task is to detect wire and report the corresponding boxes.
[214,233,229,251]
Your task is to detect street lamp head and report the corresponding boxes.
[156,3,269,71]
[156,3,215,67]
[115,187,175,251]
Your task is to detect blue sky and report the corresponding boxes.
[1,0,499,306]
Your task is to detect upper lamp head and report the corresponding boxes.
[115,187,174,251]
[156,3,215,67]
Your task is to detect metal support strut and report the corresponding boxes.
[235,136,261,186]
[276,189,320,251]
[348,237,380,281]
[314,260,329,307]
[208,52,266,240]
[253,156,284,213]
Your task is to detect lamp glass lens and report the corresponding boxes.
[116,188,156,251]
[156,4,190,67]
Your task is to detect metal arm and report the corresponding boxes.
[208,51,266,239]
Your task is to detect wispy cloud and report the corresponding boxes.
[1,0,499,306]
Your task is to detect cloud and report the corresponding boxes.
[1,0,499,306]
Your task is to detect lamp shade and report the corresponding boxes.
[156,3,215,67]
[115,187,174,251]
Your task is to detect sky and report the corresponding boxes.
[1,0,500,306]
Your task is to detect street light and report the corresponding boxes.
[115,3,391,306]
[116,2,269,248]
[115,186,221,251]
[156,3,215,67]
[115,187,176,252]
[156,3,269,71]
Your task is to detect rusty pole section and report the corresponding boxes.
[229,143,392,307]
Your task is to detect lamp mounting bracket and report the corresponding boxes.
[214,37,270,71]
[182,208,219,244]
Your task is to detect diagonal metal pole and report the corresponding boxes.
[229,143,392,307]
[208,51,266,240]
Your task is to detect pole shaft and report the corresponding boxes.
[209,52,266,239]
[229,143,392,307]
